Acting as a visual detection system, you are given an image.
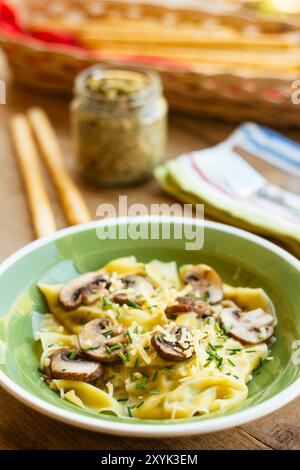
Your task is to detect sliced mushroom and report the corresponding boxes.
[165,296,213,318]
[49,348,103,382]
[123,274,153,290]
[220,307,274,344]
[78,318,128,362]
[59,272,111,309]
[182,264,223,304]
[113,275,154,307]
[151,325,194,362]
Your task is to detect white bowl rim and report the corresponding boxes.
[0,216,299,437]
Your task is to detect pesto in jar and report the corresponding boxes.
[71,66,168,186]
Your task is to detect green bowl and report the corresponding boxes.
[0,217,299,437]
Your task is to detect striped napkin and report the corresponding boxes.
[155,122,300,256]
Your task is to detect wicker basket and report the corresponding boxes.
[1,0,299,127]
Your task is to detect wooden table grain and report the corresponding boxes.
[0,53,299,451]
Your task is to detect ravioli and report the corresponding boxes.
[36,257,275,420]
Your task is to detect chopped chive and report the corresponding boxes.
[227,348,242,353]
[143,345,150,350]
[136,383,148,391]
[47,344,54,348]
[258,357,265,367]
[109,343,122,352]
[118,351,128,363]
[152,370,159,381]
[214,319,221,333]
[124,348,130,361]
[246,350,256,353]
[227,358,236,367]
[117,397,129,402]
[126,329,132,343]
[83,344,101,351]
[217,335,227,341]
[225,372,231,376]
[208,342,216,351]
[134,357,139,369]
[102,296,112,308]
[217,357,223,369]
[233,374,239,380]
[126,299,141,309]
[69,350,78,360]
[150,389,160,395]
[136,376,148,390]
[136,400,144,408]
[127,407,133,417]
[163,367,175,375]
[103,329,113,338]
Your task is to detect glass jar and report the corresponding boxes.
[71,65,168,186]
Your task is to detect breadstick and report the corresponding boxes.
[10,114,57,238]
[27,107,91,226]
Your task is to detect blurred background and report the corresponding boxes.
[1,0,300,126]
[0,0,299,255]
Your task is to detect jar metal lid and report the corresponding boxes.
[74,64,162,109]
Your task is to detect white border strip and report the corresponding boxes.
[0,217,299,437]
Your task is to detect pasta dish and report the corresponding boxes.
[36,256,276,420]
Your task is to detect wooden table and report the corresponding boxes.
[0,52,299,451]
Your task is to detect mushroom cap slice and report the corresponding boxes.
[112,275,154,307]
[220,307,274,344]
[151,325,194,362]
[49,348,103,382]
[181,264,223,304]
[165,296,213,318]
[78,318,128,362]
[59,272,110,309]
[122,275,154,295]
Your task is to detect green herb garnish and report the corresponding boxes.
[163,367,175,375]
[103,329,113,338]
[125,329,132,343]
[118,351,128,363]
[83,344,101,351]
[126,299,141,309]
[102,296,112,308]
[69,350,78,360]
[108,343,122,353]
